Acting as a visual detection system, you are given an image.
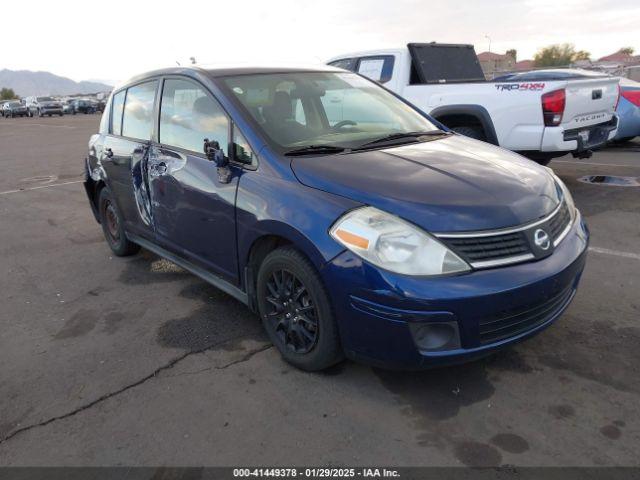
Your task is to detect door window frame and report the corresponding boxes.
[155,75,258,170]
[107,77,161,142]
[120,79,161,142]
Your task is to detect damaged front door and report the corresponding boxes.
[146,77,240,285]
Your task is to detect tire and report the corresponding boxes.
[256,247,343,371]
[98,188,140,257]
[452,126,486,141]
[59,112,63,117]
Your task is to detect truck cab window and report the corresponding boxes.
[328,58,356,71]
[356,56,395,84]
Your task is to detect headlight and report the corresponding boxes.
[330,206,470,276]
[551,173,577,222]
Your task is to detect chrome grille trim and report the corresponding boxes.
[553,219,573,247]
[469,253,535,269]
[434,201,564,239]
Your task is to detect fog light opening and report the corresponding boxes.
[410,321,461,352]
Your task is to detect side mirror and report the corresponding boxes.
[203,138,228,167]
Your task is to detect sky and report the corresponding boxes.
[3,0,639,85]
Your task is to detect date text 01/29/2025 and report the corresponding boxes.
[232,468,400,477]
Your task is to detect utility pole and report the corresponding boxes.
[485,35,492,53]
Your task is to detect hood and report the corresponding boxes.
[290,135,559,232]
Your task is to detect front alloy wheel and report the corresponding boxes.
[257,247,343,371]
[264,268,318,354]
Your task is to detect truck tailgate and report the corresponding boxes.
[562,77,619,129]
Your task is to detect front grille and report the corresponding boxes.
[548,201,571,242]
[478,285,574,344]
[437,199,573,269]
[444,232,530,263]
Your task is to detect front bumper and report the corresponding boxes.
[540,117,618,153]
[321,212,589,369]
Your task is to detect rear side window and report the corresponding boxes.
[110,90,125,135]
[159,78,229,155]
[328,58,357,71]
[356,56,395,84]
[122,81,157,140]
[99,96,112,134]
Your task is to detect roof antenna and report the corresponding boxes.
[190,57,197,65]
[176,61,181,66]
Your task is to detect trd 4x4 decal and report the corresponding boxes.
[495,83,545,92]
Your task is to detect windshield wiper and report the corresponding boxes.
[284,145,347,156]
[354,130,451,150]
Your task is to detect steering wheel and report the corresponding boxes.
[332,120,358,130]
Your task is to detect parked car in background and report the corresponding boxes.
[328,44,620,164]
[614,78,640,142]
[84,66,588,371]
[25,96,64,117]
[2,101,29,117]
[95,99,106,112]
[73,99,97,114]
[63,99,76,115]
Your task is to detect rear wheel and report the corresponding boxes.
[98,188,140,257]
[256,247,343,371]
[452,126,486,141]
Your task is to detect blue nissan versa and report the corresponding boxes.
[84,65,589,371]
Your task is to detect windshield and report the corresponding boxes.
[37,97,54,102]
[9,102,20,107]
[221,72,440,150]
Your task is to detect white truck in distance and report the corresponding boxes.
[328,43,620,164]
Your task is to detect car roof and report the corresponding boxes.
[116,64,343,91]
[327,48,406,62]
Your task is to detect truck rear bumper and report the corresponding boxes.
[540,117,618,153]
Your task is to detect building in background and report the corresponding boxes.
[477,51,516,79]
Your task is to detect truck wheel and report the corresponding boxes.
[98,188,140,257]
[452,126,486,141]
[256,246,343,371]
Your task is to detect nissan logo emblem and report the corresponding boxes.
[534,229,551,251]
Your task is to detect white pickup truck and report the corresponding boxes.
[328,43,620,164]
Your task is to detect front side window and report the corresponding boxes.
[111,90,125,135]
[222,72,438,150]
[122,81,157,140]
[159,78,229,155]
[233,128,256,166]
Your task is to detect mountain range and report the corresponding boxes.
[0,69,112,97]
